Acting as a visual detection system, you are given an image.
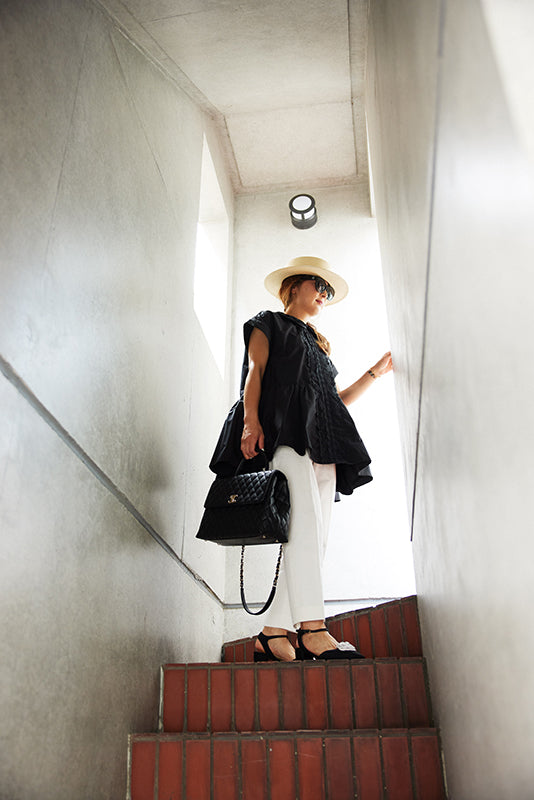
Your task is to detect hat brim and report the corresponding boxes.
[264,263,348,306]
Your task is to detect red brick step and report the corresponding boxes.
[129,728,446,800]
[161,658,433,733]
[128,596,447,798]
[222,596,423,662]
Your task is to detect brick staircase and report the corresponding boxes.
[128,596,447,799]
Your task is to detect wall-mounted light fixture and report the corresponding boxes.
[289,194,317,229]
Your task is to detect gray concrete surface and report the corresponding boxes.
[367,1,534,797]
[0,1,232,797]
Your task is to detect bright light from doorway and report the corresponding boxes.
[194,137,229,377]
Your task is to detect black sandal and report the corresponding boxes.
[254,631,295,662]
[296,627,365,660]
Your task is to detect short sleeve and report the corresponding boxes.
[243,310,275,350]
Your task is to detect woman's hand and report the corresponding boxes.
[371,351,393,377]
[338,350,393,405]
[241,419,265,459]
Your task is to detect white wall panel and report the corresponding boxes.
[365,0,442,513]
[0,1,233,797]
[414,1,534,796]
[367,0,534,796]
[0,375,224,800]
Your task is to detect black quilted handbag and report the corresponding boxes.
[196,453,290,615]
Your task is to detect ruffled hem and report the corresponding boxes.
[209,397,373,495]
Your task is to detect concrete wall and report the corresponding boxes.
[0,1,233,798]
[367,1,534,797]
[363,0,442,516]
[224,184,415,641]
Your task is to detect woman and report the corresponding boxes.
[210,256,392,662]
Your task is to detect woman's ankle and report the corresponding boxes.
[300,619,326,632]
[299,623,338,654]
[262,626,290,636]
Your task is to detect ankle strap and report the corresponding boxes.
[299,627,328,634]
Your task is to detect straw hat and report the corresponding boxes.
[264,256,348,305]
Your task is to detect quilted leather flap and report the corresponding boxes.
[204,470,282,508]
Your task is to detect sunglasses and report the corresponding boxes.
[301,275,335,302]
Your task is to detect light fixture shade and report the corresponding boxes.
[289,194,317,229]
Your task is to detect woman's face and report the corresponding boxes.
[290,278,328,317]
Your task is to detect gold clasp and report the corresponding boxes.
[228,494,239,504]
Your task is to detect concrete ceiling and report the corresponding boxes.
[97,0,370,195]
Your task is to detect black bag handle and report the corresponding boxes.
[240,544,283,615]
[235,449,269,475]
[236,449,285,615]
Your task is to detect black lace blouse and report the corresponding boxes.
[209,310,372,495]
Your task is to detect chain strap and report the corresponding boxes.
[240,544,283,615]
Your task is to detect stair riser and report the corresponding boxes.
[222,597,422,662]
[130,730,446,800]
[162,659,432,734]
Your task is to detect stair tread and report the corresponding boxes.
[163,655,424,667]
[132,726,441,739]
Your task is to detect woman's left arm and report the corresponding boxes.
[338,352,393,406]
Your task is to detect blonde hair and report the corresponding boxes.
[279,275,331,356]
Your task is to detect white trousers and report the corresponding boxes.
[263,446,337,631]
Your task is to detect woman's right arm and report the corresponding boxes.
[241,327,270,459]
